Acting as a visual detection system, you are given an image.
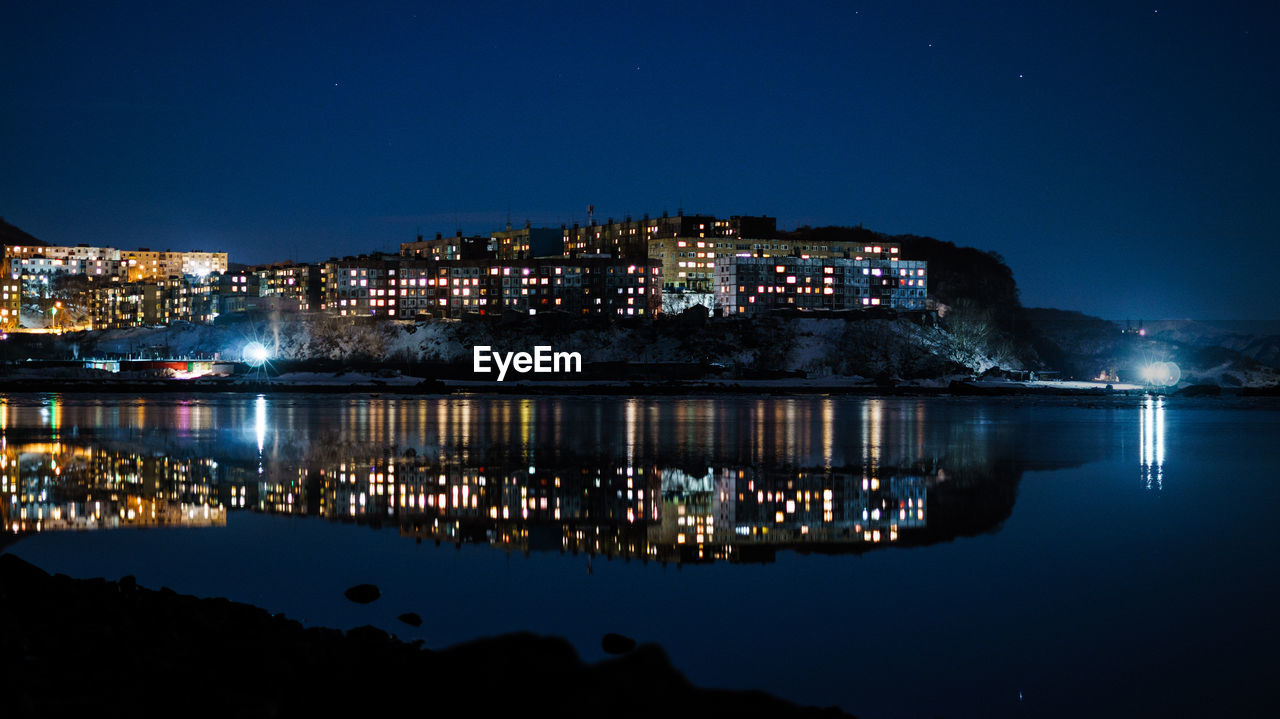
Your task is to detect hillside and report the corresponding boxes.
[51,312,991,379]
[0,217,47,247]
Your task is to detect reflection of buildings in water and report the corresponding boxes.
[2,437,940,564]
[650,466,927,563]
[1,443,225,534]
[0,395,1065,564]
[249,454,931,565]
[1139,397,1165,491]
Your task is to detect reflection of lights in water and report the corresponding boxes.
[753,398,766,467]
[625,398,637,467]
[784,400,798,465]
[255,394,267,457]
[459,399,470,450]
[46,396,60,438]
[1139,396,1165,490]
[862,399,883,470]
[821,398,834,469]
[519,398,533,450]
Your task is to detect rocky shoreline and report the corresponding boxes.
[0,554,851,718]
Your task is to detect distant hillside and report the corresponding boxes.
[1022,308,1127,378]
[1023,308,1279,386]
[1197,320,1280,336]
[779,227,1280,387]
[0,217,47,247]
[1139,319,1280,369]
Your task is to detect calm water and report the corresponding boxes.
[3,393,1278,717]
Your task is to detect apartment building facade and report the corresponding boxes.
[253,262,326,311]
[88,271,257,329]
[324,255,661,319]
[715,255,928,315]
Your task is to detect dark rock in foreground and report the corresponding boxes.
[0,554,851,718]
[602,632,637,654]
[343,582,381,603]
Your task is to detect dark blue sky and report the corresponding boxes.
[3,1,1276,320]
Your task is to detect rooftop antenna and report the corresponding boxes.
[587,204,595,225]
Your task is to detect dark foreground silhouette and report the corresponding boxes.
[0,554,852,718]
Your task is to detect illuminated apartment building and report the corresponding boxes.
[397,214,908,297]
[253,262,325,311]
[560,212,778,293]
[121,249,182,281]
[324,255,661,319]
[90,280,172,328]
[168,277,218,323]
[323,255,402,317]
[401,226,561,262]
[120,248,228,281]
[0,243,228,328]
[715,255,928,315]
[1,275,19,329]
[204,270,259,315]
[87,271,255,329]
[3,246,128,321]
[178,251,228,277]
[7,255,128,281]
[3,244,226,281]
[489,224,562,259]
[400,232,494,261]
[2,243,121,264]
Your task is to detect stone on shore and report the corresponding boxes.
[343,583,381,603]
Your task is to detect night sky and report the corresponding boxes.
[2,1,1276,321]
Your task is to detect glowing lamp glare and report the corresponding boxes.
[243,341,270,367]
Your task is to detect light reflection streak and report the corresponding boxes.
[862,398,883,471]
[821,398,834,469]
[47,396,60,439]
[254,395,267,472]
[625,399,637,467]
[1139,396,1164,491]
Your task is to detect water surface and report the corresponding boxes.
[3,393,1277,718]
